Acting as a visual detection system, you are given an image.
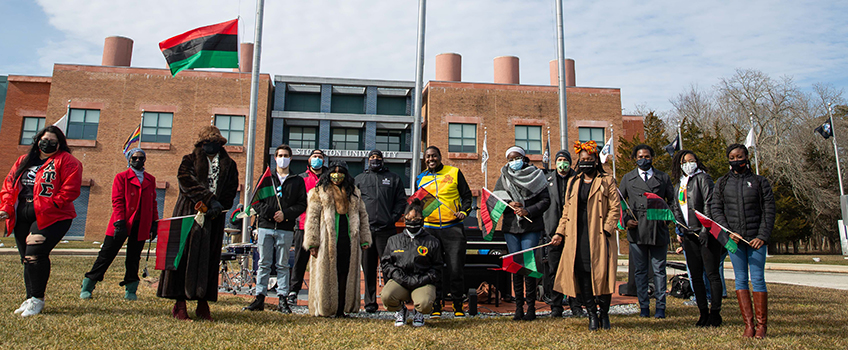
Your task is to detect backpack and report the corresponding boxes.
[669,273,693,299]
[476,281,499,304]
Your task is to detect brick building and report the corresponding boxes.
[0,75,52,173]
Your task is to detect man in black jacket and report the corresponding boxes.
[244,144,307,313]
[619,144,675,319]
[355,149,408,313]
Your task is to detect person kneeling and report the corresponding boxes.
[380,199,444,327]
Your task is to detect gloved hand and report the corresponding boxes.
[113,220,127,235]
[150,221,158,240]
[207,200,224,219]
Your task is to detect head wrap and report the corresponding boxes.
[328,160,348,171]
[555,149,571,163]
[505,146,526,158]
[369,149,383,158]
[194,125,227,147]
[573,140,598,155]
[125,148,145,166]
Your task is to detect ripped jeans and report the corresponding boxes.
[13,201,72,299]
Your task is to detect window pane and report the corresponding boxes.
[143,114,158,127]
[463,125,475,138]
[160,114,173,128]
[449,138,461,146]
[579,128,590,142]
[85,110,100,123]
[216,116,230,129]
[449,124,461,137]
[516,126,527,139]
[38,118,45,130]
[229,131,244,145]
[232,116,245,131]
[70,109,85,122]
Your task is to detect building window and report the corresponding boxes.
[20,117,45,145]
[448,123,476,153]
[331,94,364,114]
[215,115,245,146]
[376,96,407,115]
[67,109,99,140]
[66,186,90,238]
[286,126,318,149]
[579,127,605,150]
[515,125,543,155]
[155,188,166,220]
[141,112,173,144]
[284,92,321,112]
[331,128,362,150]
[376,129,410,152]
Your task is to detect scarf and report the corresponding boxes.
[207,154,220,194]
[131,168,145,185]
[678,169,702,226]
[499,163,547,207]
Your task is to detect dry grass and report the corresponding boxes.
[0,255,847,349]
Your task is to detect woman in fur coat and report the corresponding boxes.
[303,160,372,317]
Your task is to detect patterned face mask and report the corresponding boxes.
[330,172,345,184]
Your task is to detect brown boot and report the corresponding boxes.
[172,300,189,320]
[753,292,768,339]
[736,290,755,338]
[196,300,213,321]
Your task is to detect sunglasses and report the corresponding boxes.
[131,156,146,161]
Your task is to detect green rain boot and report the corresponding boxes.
[124,281,139,301]
[80,277,97,299]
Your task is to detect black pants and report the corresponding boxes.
[545,243,564,308]
[425,224,466,303]
[681,234,723,311]
[360,228,393,307]
[85,221,146,285]
[289,228,310,294]
[13,202,72,299]
[336,216,351,316]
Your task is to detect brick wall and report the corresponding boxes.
[0,76,52,172]
[622,115,644,141]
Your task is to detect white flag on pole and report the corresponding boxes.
[745,126,756,151]
[53,113,68,134]
[481,131,488,174]
[599,136,614,164]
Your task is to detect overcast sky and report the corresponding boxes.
[1,0,846,113]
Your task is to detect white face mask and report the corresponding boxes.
[276,156,291,169]
[682,162,698,176]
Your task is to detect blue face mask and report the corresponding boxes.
[310,157,323,169]
[509,159,524,171]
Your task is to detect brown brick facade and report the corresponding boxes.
[0,76,52,171]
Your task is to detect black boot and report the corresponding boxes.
[569,295,586,317]
[523,276,537,321]
[695,308,710,327]
[512,274,524,321]
[551,306,564,318]
[585,296,599,331]
[708,308,722,327]
[277,297,292,314]
[513,297,525,321]
[243,294,265,311]
[597,294,612,330]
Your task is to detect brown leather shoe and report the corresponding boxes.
[196,300,213,321]
[736,290,755,338]
[753,292,768,339]
[172,300,189,320]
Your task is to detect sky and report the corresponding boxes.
[1,0,847,114]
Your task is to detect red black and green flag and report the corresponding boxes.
[159,19,239,76]
[240,167,276,218]
[644,192,675,221]
[479,188,509,241]
[694,211,739,253]
[408,187,443,217]
[155,215,195,270]
[499,251,542,278]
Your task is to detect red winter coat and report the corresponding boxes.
[107,168,159,241]
[1,151,83,235]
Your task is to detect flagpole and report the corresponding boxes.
[483,128,488,189]
[242,0,265,243]
[484,188,534,223]
[829,104,845,197]
[410,0,427,189]
[750,113,760,175]
[555,0,569,148]
[610,124,616,179]
[501,242,553,259]
[677,116,685,150]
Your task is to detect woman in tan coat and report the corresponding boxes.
[303,160,372,317]
[551,141,620,331]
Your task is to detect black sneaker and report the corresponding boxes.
[453,301,465,318]
[286,291,298,306]
[551,306,564,318]
[364,303,378,313]
[277,298,292,314]
[243,295,265,311]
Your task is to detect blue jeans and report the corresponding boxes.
[255,228,294,296]
[504,231,542,254]
[630,243,667,310]
[729,243,767,293]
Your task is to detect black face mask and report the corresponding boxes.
[38,139,58,154]
[405,219,424,231]
[369,159,383,171]
[130,158,146,170]
[730,159,748,173]
[636,158,653,171]
[203,142,222,155]
[577,161,597,175]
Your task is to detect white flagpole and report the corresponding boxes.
[501,242,553,259]
[749,113,760,175]
[610,124,616,179]
[555,0,569,147]
[242,0,265,243]
[410,0,427,189]
[482,128,488,189]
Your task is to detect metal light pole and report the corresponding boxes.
[410,0,427,188]
[555,0,568,148]
[829,103,845,196]
[242,0,265,243]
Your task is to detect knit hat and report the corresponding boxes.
[125,148,145,166]
[194,125,227,147]
[505,146,526,158]
[555,149,571,163]
[369,149,383,158]
[328,160,348,171]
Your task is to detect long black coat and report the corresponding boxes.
[157,148,239,301]
[710,170,775,243]
[670,171,714,237]
[542,169,573,238]
[619,168,675,246]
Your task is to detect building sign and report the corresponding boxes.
[292,148,400,159]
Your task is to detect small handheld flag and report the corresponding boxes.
[694,210,740,253]
[159,19,239,76]
[238,167,276,218]
[644,192,675,221]
[408,187,444,217]
[479,188,509,241]
[497,242,550,278]
[122,124,141,154]
[155,215,195,270]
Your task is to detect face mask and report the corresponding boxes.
[577,161,596,175]
[556,161,570,172]
[38,139,58,154]
[330,172,345,184]
[276,156,291,169]
[310,157,324,169]
[202,142,221,155]
[681,162,698,176]
[405,219,424,231]
[130,158,146,170]
[508,159,524,171]
[730,159,748,173]
[636,158,652,171]
[369,159,383,171]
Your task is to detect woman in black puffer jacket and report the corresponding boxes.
[710,144,775,339]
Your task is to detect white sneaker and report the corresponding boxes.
[21,298,44,317]
[13,299,30,314]
[412,309,425,327]
[394,307,408,327]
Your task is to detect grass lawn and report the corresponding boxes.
[1,256,847,349]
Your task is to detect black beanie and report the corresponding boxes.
[555,149,571,163]
[369,149,383,158]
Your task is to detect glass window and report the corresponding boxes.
[67,109,99,140]
[375,129,410,152]
[331,94,364,114]
[448,123,477,153]
[215,115,245,146]
[285,126,318,149]
[376,96,407,115]
[515,125,543,155]
[578,127,605,150]
[141,112,173,144]
[331,128,362,150]
[20,117,45,145]
[284,92,321,112]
